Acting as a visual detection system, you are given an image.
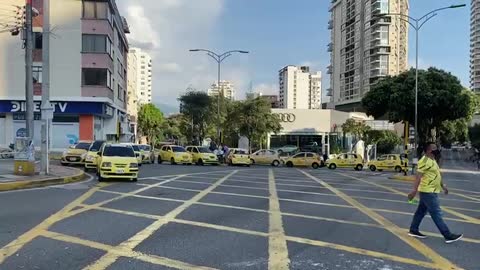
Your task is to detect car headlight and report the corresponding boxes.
[130,163,138,168]
[86,155,94,161]
[102,162,112,168]
[81,153,87,159]
[62,150,68,156]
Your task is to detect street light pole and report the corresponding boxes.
[376,4,465,161]
[189,49,249,142]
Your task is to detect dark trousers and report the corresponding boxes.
[410,192,451,238]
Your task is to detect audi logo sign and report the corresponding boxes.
[275,113,296,123]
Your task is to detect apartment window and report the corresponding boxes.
[118,84,124,101]
[82,34,110,53]
[82,1,112,23]
[33,66,42,83]
[118,33,126,57]
[82,68,111,87]
[141,82,145,85]
[34,32,42,49]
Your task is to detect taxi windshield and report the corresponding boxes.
[139,145,151,151]
[172,146,186,152]
[89,141,105,152]
[235,149,248,155]
[75,143,91,150]
[103,146,135,157]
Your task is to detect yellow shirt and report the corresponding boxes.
[417,156,442,193]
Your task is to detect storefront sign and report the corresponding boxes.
[0,101,109,115]
[275,113,296,123]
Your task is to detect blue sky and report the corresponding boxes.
[120,0,470,108]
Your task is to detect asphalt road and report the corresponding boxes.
[0,160,479,270]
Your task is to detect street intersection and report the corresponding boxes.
[0,163,479,270]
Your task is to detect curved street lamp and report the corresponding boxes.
[374,4,465,162]
[189,49,249,141]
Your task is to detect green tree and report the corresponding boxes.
[365,130,402,154]
[178,91,214,144]
[362,67,478,149]
[341,119,371,140]
[224,97,282,151]
[137,104,164,145]
[437,119,469,148]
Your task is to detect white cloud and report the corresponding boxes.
[117,0,228,107]
[253,83,278,96]
[158,62,182,73]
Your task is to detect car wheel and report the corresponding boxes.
[272,160,280,167]
[286,161,293,168]
[312,163,319,169]
[369,165,376,171]
[328,164,337,170]
[198,159,204,166]
[138,163,142,167]
[171,158,176,165]
[61,163,68,166]
[158,156,162,164]
[355,164,363,171]
[131,178,138,182]
[250,159,255,165]
[394,166,402,173]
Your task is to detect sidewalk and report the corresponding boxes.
[0,160,86,191]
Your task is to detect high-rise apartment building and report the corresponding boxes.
[207,81,235,101]
[328,0,409,111]
[279,66,322,109]
[0,0,132,148]
[471,0,480,92]
[129,48,152,105]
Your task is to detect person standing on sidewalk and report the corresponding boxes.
[408,143,463,244]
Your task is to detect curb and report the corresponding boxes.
[389,174,415,181]
[0,167,86,192]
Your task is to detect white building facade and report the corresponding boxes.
[279,66,322,109]
[129,48,152,105]
[0,0,132,148]
[207,81,235,101]
[328,0,409,111]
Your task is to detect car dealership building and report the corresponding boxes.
[268,109,371,155]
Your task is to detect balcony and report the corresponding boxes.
[326,88,333,97]
[327,42,333,52]
[328,20,333,29]
[82,86,114,100]
[327,65,333,74]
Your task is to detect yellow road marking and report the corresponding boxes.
[453,193,480,203]
[286,236,439,269]
[83,170,239,270]
[0,184,107,264]
[65,176,185,219]
[337,172,480,225]
[268,170,290,270]
[301,170,462,270]
[42,231,218,270]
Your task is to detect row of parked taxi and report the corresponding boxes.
[61,140,409,182]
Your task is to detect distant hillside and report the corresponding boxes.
[155,102,179,115]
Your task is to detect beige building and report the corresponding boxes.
[207,80,235,101]
[127,50,138,141]
[471,0,480,92]
[279,66,322,109]
[129,48,152,105]
[328,0,409,111]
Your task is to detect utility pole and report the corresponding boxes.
[41,0,53,175]
[25,0,34,141]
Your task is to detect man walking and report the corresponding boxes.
[408,143,463,244]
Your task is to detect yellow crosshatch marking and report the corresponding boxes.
[301,170,462,270]
[0,169,476,270]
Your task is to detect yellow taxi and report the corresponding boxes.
[226,148,251,166]
[158,145,193,165]
[367,154,408,173]
[61,141,92,166]
[250,149,282,167]
[84,140,106,171]
[326,153,364,171]
[139,144,155,164]
[97,144,139,182]
[284,152,323,169]
[186,146,219,165]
